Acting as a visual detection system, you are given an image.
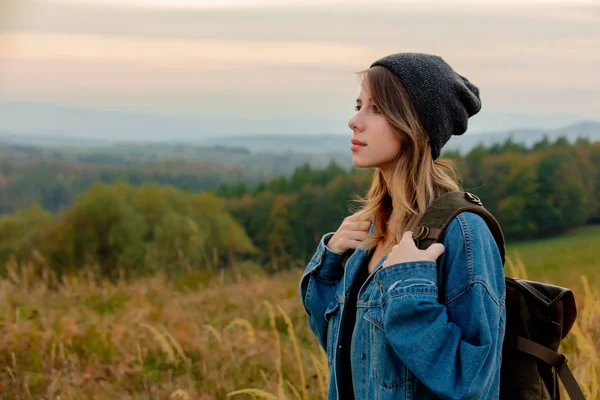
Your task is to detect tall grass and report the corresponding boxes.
[0,255,598,399]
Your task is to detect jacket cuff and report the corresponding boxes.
[375,261,438,298]
[305,232,346,282]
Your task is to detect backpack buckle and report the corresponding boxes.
[465,192,482,206]
[413,225,430,240]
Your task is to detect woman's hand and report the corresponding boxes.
[327,212,372,254]
[382,231,445,268]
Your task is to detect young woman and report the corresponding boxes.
[299,53,506,399]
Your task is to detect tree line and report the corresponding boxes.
[0,159,247,215]
[0,136,598,278]
[0,142,346,215]
[220,137,599,264]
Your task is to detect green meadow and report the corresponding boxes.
[507,224,600,289]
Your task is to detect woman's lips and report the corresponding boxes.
[351,139,366,152]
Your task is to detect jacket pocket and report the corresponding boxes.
[324,300,341,368]
[364,307,410,389]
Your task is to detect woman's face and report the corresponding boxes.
[347,81,401,171]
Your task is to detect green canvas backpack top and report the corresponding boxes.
[413,191,586,400]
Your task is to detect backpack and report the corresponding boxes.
[413,191,585,400]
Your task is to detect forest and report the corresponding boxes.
[0,135,598,279]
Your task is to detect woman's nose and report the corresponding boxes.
[348,115,363,132]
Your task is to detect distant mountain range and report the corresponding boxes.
[2,119,599,183]
[442,121,600,154]
[1,100,598,151]
[2,121,599,158]
[0,99,598,156]
[199,121,600,155]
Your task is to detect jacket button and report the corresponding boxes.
[360,352,365,360]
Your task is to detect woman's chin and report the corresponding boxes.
[352,156,372,169]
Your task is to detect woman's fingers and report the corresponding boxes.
[346,239,366,249]
[346,230,369,241]
[344,212,363,222]
[426,243,445,260]
[344,220,371,232]
[328,214,373,254]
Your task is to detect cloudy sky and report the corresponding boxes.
[0,0,599,140]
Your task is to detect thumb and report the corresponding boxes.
[425,243,445,261]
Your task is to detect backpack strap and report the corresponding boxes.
[413,191,506,303]
[513,336,586,400]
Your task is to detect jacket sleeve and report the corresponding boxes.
[298,232,346,351]
[375,213,506,399]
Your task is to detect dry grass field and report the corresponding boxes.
[1,228,599,399]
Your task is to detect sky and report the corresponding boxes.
[0,0,599,140]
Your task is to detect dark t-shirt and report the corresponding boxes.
[337,254,371,399]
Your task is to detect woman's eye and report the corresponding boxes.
[354,105,361,112]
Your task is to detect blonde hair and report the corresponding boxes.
[351,65,461,254]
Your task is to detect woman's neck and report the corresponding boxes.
[379,165,393,187]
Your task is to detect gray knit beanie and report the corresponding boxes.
[370,52,481,160]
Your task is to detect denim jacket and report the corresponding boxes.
[299,212,506,400]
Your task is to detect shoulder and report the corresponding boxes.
[441,211,503,278]
[439,211,505,305]
[443,211,495,247]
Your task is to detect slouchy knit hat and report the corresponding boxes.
[370,52,481,159]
